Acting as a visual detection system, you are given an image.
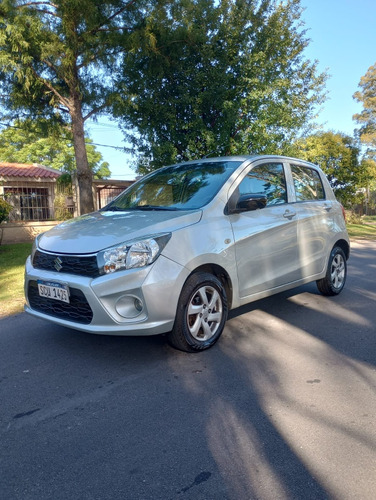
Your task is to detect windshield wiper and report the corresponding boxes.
[102,206,127,212]
[102,205,180,212]
[134,205,180,211]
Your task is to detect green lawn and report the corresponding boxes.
[346,215,376,240]
[346,223,376,240]
[363,215,376,223]
[0,242,32,317]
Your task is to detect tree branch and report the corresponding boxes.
[57,106,70,115]
[80,0,138,39]
[18,2,58,8]
[96,26,135,32]
[28,64,71,111]
[83,103,109,122]
[42,58,60,77]
[31,8,59,16]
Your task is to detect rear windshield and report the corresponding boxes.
[103,161,243,211]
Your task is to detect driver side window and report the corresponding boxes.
[238,163,287,206]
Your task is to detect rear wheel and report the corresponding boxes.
[168,272,228,352]
[316,246,347,296]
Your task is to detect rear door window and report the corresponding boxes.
[291,164,325,201]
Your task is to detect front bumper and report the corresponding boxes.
[24,254,189,336]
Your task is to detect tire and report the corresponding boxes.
[168,272,228,352]
[316,246,347,296]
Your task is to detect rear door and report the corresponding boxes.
[289,163,332,278]
[229,160,300,298]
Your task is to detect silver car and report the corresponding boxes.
[24,155,350,352]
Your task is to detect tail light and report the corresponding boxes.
[341,204,346,221]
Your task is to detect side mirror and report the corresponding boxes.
[234,194,267,213]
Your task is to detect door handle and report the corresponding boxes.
[323,203,332,212]
[283,209,296,220]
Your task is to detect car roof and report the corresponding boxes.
[175,155,321,170]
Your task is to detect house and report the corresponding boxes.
[0,162,61,221]
[0,162,134,244]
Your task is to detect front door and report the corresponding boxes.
[229,161,299,298]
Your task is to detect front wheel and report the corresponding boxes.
[316,246,347,296]
[168,272,228,352]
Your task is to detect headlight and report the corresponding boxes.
[97,233,171,275]
[31,233,43,262]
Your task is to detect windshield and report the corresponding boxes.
[103,161,243,211]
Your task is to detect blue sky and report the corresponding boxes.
[88,0,376,179]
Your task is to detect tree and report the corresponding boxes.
[0,197,13,224]
[353,62,376,152]
[0,120,110,179]
[353,63,376,213]
[294,131,362,205]
[0,0,146,214]
[113,0,327,172]
[359,157,376,214]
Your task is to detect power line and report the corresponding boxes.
[91,143,130,153]
[0,122,130,153]
[88,121,120,129]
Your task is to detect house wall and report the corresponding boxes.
[0,220,60,245]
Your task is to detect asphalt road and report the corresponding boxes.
[1,241,375,500]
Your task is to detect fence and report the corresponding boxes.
[1,179,132,224]
[96,186,126,209]
[1,181,74,222]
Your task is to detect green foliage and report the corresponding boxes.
[358,157,376,206]
[294,131,362,205]
[0,0,143,121]
[0,120,110,179]
[352,63,376,213]
[353,62,376,152]
[0,0,148,212]
[345,210,363,224]
[113,0,327,172]
[53,193,74,221]
[0,197,13,224]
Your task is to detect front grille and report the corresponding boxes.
[33,250,99,278]
[28,281,93,324]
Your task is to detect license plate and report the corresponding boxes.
[37,281,70,304]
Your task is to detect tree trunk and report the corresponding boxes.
[71,99,94,215]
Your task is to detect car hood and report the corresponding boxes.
[38,209,202,254]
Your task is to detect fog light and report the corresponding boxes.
[115,295,144,319]
[134,298,143,312]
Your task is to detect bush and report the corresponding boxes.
[345,210,364,224]
[54,193,74,221]
[0,197,13,224]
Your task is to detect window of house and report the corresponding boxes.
[291,165,325,201]
[238,163,287,205]
[4,187,51,221]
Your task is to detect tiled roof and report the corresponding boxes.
[0,162,61,179]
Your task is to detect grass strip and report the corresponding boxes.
[0,243,32,317]
[346,223,376,240]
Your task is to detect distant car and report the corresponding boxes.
[25,155,350,352]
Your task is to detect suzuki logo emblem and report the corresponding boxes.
[54,257,63,272]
